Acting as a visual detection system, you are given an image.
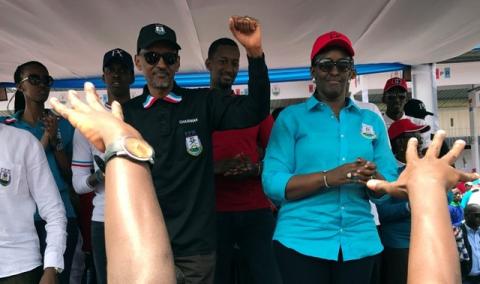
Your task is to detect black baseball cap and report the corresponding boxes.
[103,48,134,71]
[404,99,434,119]
[137,23,181,53]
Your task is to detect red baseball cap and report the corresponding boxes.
[310,31,355,60]
[388,118,430,140]
[456,182,467,194]
[384,77,408,93]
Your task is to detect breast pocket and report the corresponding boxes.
[0,162,22,196]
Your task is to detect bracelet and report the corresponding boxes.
[322,171,330,188]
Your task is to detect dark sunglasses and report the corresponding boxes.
[19,75,54,87]
[314,58,353,73]
[141,51,178,66]
[384,93,407,101]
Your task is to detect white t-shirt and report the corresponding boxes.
[71,129,106,222]
[71,103,112,222]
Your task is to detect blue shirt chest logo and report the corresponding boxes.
[361,123,377,139]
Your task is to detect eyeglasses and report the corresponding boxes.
[384,93,407,101]
[140,51,178,66]
[19,75,54,87]
[314,58,353,73]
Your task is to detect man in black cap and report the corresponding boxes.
[101,48,135,105]
[122,17,270,283]
[71,48,134,284]
[404,98,434,120]
[404,98,447,155]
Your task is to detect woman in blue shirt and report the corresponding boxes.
[7,61,78,283]
[262,31,398,284]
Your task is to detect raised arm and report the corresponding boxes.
[210,16,270,131]
[367,131,479,284]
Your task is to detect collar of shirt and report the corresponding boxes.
[3,116,17,125]
[305,94,360,113]
[142,83,183,109]
[8,110,43,129]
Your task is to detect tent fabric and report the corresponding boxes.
[0,63,406,89]
[1,0,480,84]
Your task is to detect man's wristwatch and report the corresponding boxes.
[103,136,155,166]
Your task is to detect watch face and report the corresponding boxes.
[123,137,154,160]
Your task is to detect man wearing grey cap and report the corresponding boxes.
[122,17,270,283]
[72,48,134,284]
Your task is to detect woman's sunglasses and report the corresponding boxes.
[19,75,54,87]
[314,58,353,73]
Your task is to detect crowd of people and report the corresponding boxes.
[0,15,479,284]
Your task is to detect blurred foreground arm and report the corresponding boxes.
[50,82,175,284]
[367,131,478,284]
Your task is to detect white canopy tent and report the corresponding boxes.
[1,0,480,84]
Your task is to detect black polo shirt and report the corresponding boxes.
[122,56,270,256]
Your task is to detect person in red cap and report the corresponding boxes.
[382,77,414,128]
[381,78,434,153]
[456,182,468,194]
[263,30,398,284]
[376,118,429,284]
[388,118,430,163]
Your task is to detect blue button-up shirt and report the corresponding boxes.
[467,225,480,276]
[377,165,411,249]
[5,111,76,219]
[262,96,398,261]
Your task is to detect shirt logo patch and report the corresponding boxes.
[0,168,12,187]
[361,123,376,139]
[185,131,203,157]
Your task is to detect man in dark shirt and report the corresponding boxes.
[122,16,270,284]
[207,37,280,284]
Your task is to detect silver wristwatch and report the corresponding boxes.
[103,136,155,166]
